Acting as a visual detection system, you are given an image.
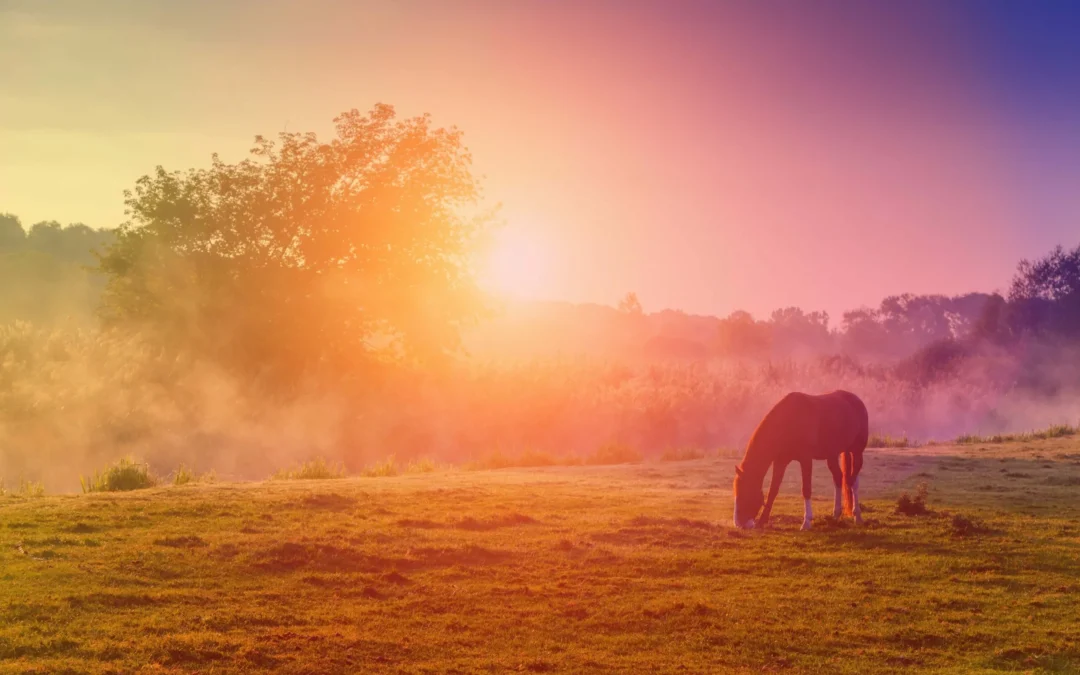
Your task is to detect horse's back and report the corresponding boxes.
[810,390,868,458]
[753,390,867,460]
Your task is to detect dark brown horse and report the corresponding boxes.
[732,390,868,530]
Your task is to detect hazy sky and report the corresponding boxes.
[2,0,1079,320]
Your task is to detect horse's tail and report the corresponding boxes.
[841,451,855,517]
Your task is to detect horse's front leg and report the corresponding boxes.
[826,455,843,519]
[800,459,813,531]
[757,460,788,528]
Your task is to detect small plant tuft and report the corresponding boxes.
[896,482,930,516]
[80,457,159,493]
[271,458,347,481]
[950,513,989,537]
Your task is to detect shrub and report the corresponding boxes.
[896,482,929,515]
[271,458,347,481]
[80,457,159,493]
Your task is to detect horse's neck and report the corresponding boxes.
[739,441,772,480]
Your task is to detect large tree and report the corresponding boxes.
[98,104,494,383]
[1008,243,1080,336]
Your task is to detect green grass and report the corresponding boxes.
[78,456,158,493]
[3,439,1080,672]
[954,423,1078,445]
[270,457,347,481]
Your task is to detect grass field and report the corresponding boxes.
[3,440,1080,674]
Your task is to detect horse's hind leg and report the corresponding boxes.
[826,455,843,519]
[851,450,864,525]
[799,460,813,531]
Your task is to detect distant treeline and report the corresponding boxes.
[4,201,1080,374]
[0,213,115,325]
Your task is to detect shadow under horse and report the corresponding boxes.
[732,390,868,530]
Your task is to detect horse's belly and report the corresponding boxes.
[810,446,841,461]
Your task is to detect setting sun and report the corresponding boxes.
[479,226,556,299]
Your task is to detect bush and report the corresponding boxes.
[271,458,347,481]
[81,457,159,493]
[896,482,929,515]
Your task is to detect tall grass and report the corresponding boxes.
[80,457,159,493]
[406,457,440,474]
[954,423,1078,445]
[362,456,399,477]
[271,458,346,481]
[867,433,916,448]
[0,477,45,497]
[172,464,216,486]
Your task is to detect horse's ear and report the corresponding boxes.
[734,465,743,477]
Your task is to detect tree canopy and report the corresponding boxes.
[97,104,494,383]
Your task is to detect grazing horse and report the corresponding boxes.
[732,390,868,530]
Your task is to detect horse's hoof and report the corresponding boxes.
[800,521,812,531]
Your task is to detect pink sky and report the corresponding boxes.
[2,1,1076,321]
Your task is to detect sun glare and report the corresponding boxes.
[480,227,555,299]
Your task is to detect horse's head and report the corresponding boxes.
[732,465,763,529]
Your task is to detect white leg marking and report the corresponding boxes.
[833,484,842,519]
[853,476,862,524]
[801,498,813,531]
